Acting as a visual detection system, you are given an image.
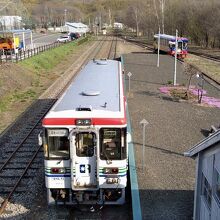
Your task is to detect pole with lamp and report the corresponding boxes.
[140,119,149,173]
[173,29,178,86]
[196,73,204,104]
[64,9,67,25]
[157,27,160,68]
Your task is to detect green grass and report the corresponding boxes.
[186,54,220,83]
[0,89,37,112]
[0,36,92,114]
[11,89,36,101]
[19,36,91,72]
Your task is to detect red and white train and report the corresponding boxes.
[154,34,189,58]
[39,59,128,205]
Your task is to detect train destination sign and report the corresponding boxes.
[48,129,68,137]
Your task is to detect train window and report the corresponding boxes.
[183,42,187,49]
[178,42,182,49]
[100,128,126,160]
[76,132,95,157]
[47,129,70,159]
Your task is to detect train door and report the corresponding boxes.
[71,130,97,189]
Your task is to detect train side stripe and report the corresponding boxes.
[43,117,126,126]
[45,174,71,177]
[99,174,127,177]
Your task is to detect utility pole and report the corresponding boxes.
[174,29,178,86]
[99,14,102,32]
[64,9,67,25]
[157,27,160,67]
[160,0,165,34]
[140,119,149,173]
[134,7,139,37]
[109,8,112,27]
[127,72,132,93]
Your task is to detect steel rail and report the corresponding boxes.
[0,35,108,173]
[0,35,116,215]
[189,51,220,63]
[0,144,42,215]
[106,36,118,59]
[188,63,220,89]
[107,36,115,59]
[0,104,54,173]
[113,36,118,59]
[123,36,220,63]
[122,36,220,88]
[92,35,107,59]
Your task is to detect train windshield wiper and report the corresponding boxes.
[104,151,112,164]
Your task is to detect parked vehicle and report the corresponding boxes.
[68,32,80,40]
[56,36,71,43]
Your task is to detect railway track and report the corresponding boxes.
[0,100,58,215]
[108,36,118,59]
[188,50,220,63]
[122,36,220,62]
[0,36,120,217]
[121,36,220,88]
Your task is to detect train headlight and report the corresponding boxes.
[51,168,66,174]
[103,168,111,174]
[58,168,66,174]
[111,168,119,174]
[103,167,118,174]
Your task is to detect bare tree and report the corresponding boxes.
[153,0,160,31]
[183,63,199,100]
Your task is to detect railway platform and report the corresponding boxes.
[123,53,220,219]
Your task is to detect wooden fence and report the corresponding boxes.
[0,36,89,64]
[0,41,63,64]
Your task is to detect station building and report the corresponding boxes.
[185,129,220,220]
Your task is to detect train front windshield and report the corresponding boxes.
[178,42,182,49]
[100,128,126,160]
[76,132,95,157]
[44,129,70,159]
[183,42,187,49]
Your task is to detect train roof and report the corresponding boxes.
[154,34,188,42]
[43,59,126,126]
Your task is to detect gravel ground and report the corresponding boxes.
[0,38,142,220]
[1,38,219,219]
[124,53,220,219]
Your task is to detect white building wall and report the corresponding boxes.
[200,197,211,220]
[211,198,220,220]
[196,145,220,220]
[201,155,214,184]
[0,16,22,30]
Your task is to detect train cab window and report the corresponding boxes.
[46,129,70,159]
[76,132,95,157]
[178,42,183,49]
[169,43,175,50]
[183,42,187,49]
[100,128,126,160]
